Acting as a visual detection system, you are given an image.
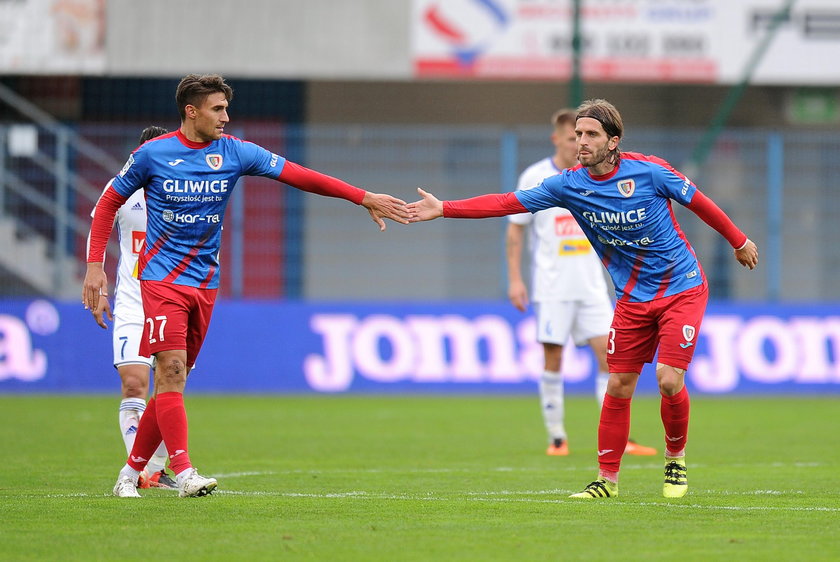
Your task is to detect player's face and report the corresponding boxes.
[551,123,577,168]
[190,92,230,142]
[575,117,618,172]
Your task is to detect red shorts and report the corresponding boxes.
[139,280,217,368]
[607,283,708,373]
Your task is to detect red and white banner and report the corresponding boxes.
[412,0,840,84]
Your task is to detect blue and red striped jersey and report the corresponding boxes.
[111,130,286,288]
[515,152,705,302]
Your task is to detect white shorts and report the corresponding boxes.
[533,295,614,347]
[112,313,153,368]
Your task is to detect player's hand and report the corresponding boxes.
[82,263,108,312]
[508,279,529,312]
[407,188,444,222]
[362,192,410,231]
[92,294,113,329]
[734,238,758,270]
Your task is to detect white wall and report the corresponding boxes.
[106,0,412,79]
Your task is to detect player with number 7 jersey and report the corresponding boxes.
[84,74,410,499]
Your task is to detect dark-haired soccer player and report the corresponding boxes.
[84,74,410,498]
[88,125,177,490]
[409,99,758,499]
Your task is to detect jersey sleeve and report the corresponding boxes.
[87,185,128,262]
[508,169,536,225]
[278,161,366,204]
[111,146,149,198]
[238,140,287,178]
[514,174,566,214]
[685,190,748,249]
[442,192,527,218]
[649,156,696,204]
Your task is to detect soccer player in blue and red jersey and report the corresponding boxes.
[83,74,410,498]
[409,99,758,499]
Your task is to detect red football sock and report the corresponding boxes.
[597,393,632,478]
[156,391,192,475]
[126,397,162,471]
[661,386,690,457]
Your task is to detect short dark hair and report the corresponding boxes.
[175,74,233,121]
[576,99,623,164]
[551,108,577,129]
[139,126,168,144]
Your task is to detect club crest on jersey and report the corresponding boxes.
[617,179,635,197]
[205,153,223,170]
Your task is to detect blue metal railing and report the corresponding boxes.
[2,122,839,302]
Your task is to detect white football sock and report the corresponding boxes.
[119,464,141,483]
[595,372,609,409]
[539,370,566,441]
[118,398,146,455]
[145,441,168,474]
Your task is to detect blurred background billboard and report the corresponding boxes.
[0,0,838,393]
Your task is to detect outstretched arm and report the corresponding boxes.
[686,190,758,270]
[279,161,409,231]
[408,188,528,221]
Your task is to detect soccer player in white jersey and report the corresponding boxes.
[89,126,176,489]
[507,109,656,457]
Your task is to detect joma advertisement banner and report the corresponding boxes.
[1,299,838,394]
[412,0,840,84]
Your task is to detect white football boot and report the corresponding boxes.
[178,468,218,498]
[112,474,141,498]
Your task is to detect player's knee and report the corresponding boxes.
[121,375,147,398]
[119,366,150,398]
[155,356,188,386]
[658,378,682,396]
[656,364,685,396]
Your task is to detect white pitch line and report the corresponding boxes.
[212,460,825,478]
[24,489,839,512]
[211,489,840,513]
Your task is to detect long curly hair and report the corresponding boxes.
[576,99,623,166]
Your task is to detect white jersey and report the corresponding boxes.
[91,180,146,323]
[509,157,609,303]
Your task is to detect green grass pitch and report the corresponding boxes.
[1,394,838,561]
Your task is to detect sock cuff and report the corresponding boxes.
[120,398,146,412]
[541,370,561,381]
[661,386,689,403]
[156,391,184,403]
[602,393,632,407]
